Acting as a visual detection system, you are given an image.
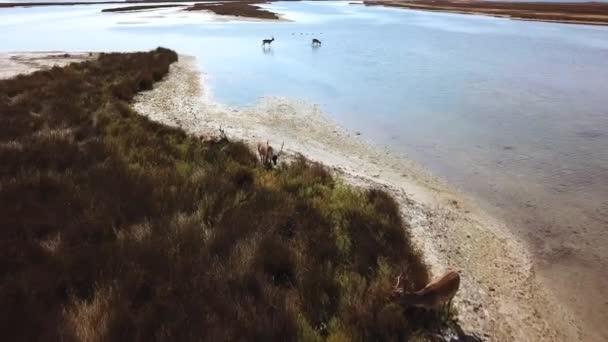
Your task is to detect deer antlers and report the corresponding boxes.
[273,141,284,162]
[392,273,404,295]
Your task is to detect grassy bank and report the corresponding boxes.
[0,48,446,340]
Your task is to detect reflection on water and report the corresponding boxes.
[262,46,274,55]
[1,0,608,334]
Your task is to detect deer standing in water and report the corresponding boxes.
[392,270,460,311]
[312,38,322,46]
[262,37,275,46]
[257,140,284,167]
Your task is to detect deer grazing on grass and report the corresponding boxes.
[312,38,321,46]
[262,37,275,46]
[257,140,284,167]
[392,270,460,311]
[199,127,228,145]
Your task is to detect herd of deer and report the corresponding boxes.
[262,36,322,47]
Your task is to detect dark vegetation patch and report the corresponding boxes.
[0,1,125,8]
[0,47,442,340]
[185,1,280,20]
[102,4,186,13]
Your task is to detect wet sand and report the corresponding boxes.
[131,55,584,341]
[364,0,608,25]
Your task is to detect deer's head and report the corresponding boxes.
[390,273,404,299]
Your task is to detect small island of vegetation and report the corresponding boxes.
[184,1,280,20]
[101,4,186,13]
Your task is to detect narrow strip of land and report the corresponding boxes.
[101,4,186,12]
[184,1,279,20]
[364,0,608,25]
[0,49,450,341]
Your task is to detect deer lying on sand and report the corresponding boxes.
[262,37,275,46]
[392,270,460,311]
[257,140,284,167]
[312,38,321,46]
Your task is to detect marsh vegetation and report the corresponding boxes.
[0,48,450,340]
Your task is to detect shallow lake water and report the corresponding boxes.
[1,0,608,336]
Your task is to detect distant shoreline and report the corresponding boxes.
[2,0,284,20]
[364,0,608,26]
[4,0,608,25]
[132,55,582,341]
[101,4,186,12]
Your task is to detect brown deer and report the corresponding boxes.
[391,270,460,311]
[257,140,284,167]
[312,38,321,46]
[262,37,275,46]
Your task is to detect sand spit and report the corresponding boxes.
[132,56,582,341]
[0,52,95,79]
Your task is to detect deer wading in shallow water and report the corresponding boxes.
[262,37,275,46]
[257,140,284,167]
[391,270,461,311]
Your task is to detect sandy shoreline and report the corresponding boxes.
[0,52,584,340]
[131,56,582,340]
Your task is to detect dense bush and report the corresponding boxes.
[0,48,442,341]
